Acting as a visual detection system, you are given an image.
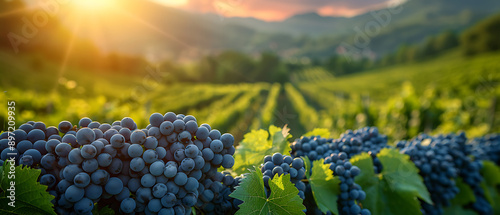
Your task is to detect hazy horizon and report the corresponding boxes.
[151,0,401,21]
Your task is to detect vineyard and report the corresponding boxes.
[0,49,499,215]
[1,0,500,214]
[2,50,499,142]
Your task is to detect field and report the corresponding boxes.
[1,50,499,142]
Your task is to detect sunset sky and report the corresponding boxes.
[152,0,395,21]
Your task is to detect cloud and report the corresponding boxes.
[163,0,393,21]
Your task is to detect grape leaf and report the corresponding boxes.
[304,157,340,214]
[230,167,305,215]
[350,148,432,215]
[303,128,331,138]
[270,125,292,154]
[0,161,56,215]
[450,178,475,205]
[92,205,115,215]
[232,126,292,175]
[480,161,500,215]
[443,204,477,215]
[480,161,500,186]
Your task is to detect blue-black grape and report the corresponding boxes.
[120,198,137,213]
[65,185,85,202]
[105,177,123,195]
[76,128,95,145]
[1,113,238,215]
[84,183,103,200]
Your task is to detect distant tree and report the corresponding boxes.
[434,30,459,51]
[196,56,218,82]
[215,51,255,83]
[418,37,437,58]
[254,52,287,83]
[461,13,500,56]
[324,55,370,76]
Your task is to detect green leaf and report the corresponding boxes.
[303,128,331,138]
[480,161,500,215]
[481,161,500,186]
[92,205,114,215]
[450,178,475,205]
[270,125,292,156]
[443,204,478,215]
[232,126,292,175]
[350,148,432,215]
[268,172,306,215]
[0,161,56,215]
[230,167,305,215]
[304,157,340,214]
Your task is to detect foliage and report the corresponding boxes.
[251,83,281,130]
[285,83,325,133]
[350,148,432,215]
[480,161,500,215]
[304,157,340,214]
[381,30,459,65]
[303,128,331,138]
[441,178,477,215]
[229,167,305,215]
[461,13,500,56]
[91,206,115,215]
[442,205,477,215]
[298,50,500,139]
[232,126,292,175]
[0,161,56,215]
[450,178,476,205]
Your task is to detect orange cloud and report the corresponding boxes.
[318,6,363,17]
[160,0,391,21]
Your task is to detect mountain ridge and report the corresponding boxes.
[69,0,500,60]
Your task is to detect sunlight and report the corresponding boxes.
[151,0,189,7]
[69,0,117,12]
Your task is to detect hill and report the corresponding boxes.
[3,0,500,60]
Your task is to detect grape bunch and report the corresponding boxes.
[397,135,459,215]
[290,127,389,173]
[260,153,307,199]
[332,128,389,173]
[425,133,491,215]
[324,152,370,215]
[0,112,236,215]
[291,136,334,161]
[471,134,500,165]
[197,172,243,214]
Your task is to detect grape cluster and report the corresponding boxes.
[0,112,236,215]
[260,153,307,199]
[197,172,242,214]
[290,127,389,173]
[425,133,491,215]
[291,136,334,161]
[397,135,460,215]
[333,128,389,173]
[324,152,370,215]
[471,134,500,165]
